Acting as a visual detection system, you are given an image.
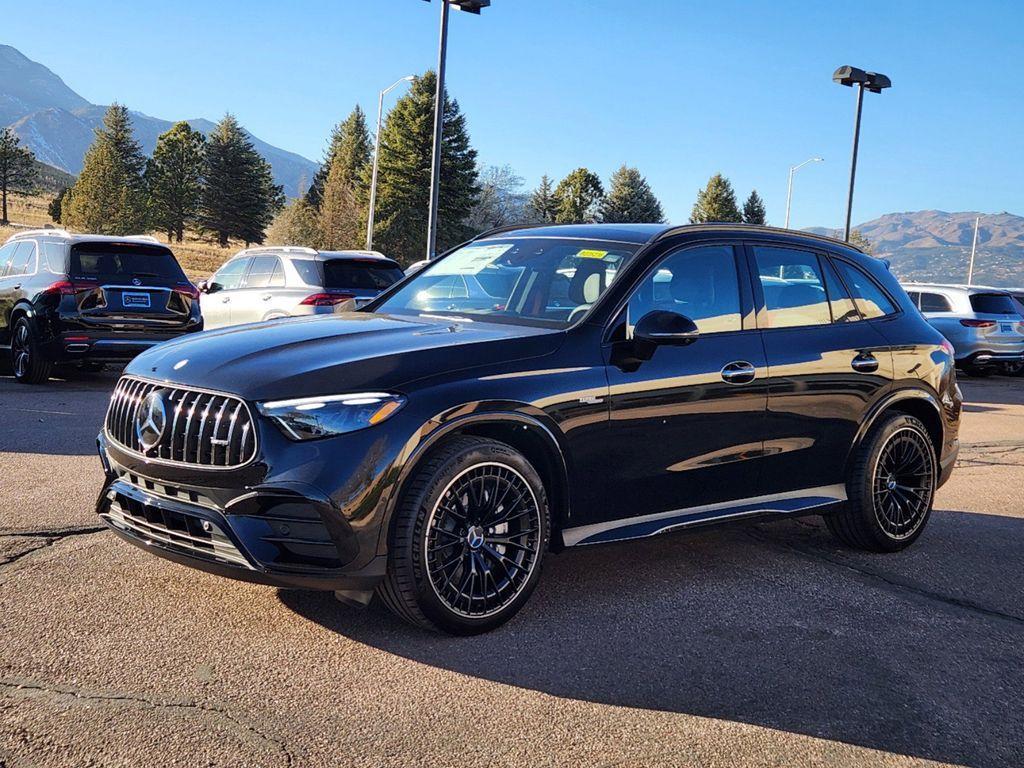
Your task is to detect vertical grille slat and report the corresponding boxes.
[102,376,256,468]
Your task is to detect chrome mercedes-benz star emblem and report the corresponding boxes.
[131,277,142,286]
[136,390,168,455]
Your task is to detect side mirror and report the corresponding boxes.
[203,281,222,294]
[633,310,699,346]
[196,279,208,293]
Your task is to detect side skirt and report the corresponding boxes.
[562,485,847,547]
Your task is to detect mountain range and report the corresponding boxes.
[0,44,317,197]
[807,210,1024,288]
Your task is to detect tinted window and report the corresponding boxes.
[969,293,1018,315]
[628,245,742,334]
[821,257,860,323]
[322,260,404,290]
[243,256,282,289]
[212,258,248,290]
[0,243,16,276]
[377,239,639,328]
[754,246,830,328]
[833,260,897,319]
[71,244,186,282]
[920,292,953,312]
[8,242,35,276]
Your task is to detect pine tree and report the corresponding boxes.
[305,106,372,211]
[319,158,363,249]
[371,71,479,264]
[62,105,149,234]
[199,114,284,247]
[849,229,874,254]
[0,128,38,226]
[599,165,664,223]
[690,173,742,224]
[145,122,205,242]
[48,187,67,223]
[527,174,557,223]
[553,168,604,224]
[742,189,767,225]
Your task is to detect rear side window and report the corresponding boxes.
[71,244,186,282]
[291,259,321,285]
[7,242,35,276]
[969,293,1018,315]
[833,260,897,319]
[753,246,831,328]
[920,292,953,313]
[243,256,284,288]
[0,243,16,276]
[322,260,404,290]
[42,241,67,274]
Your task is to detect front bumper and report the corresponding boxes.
[95,437,387,592]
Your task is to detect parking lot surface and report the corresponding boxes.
[1,369,1022,767]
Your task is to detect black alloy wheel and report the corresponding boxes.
[11,317,53,385]
[871,426,935,541]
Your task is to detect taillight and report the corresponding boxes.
[174,284,200,300]
[939,339,955,357]
[42,279,98,296]
[960,319,996,328]
[300,292,354,307]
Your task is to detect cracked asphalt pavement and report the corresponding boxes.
[1,369,1022,767]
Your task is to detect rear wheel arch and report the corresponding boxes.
[850,390,944,471]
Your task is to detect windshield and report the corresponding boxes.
[375,238,640,328]
[70,243,187,283]
[322,259,404,290]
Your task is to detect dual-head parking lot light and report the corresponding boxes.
[423,0,490,261]
[833,65,891,242]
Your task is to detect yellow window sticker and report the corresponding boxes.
[577,249,609,259]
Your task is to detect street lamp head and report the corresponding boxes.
[833,65,892,92]
[422,0,490,12]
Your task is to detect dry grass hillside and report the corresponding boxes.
[0,194,243,281]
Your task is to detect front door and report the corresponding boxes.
[573,243,769,544]
[200,257,249,329]
[748,243,895,496]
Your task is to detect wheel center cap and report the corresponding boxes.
[886,477,897,491]
[466,525,485,550]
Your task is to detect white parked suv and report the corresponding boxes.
[198,246,404,329]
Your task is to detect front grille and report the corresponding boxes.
[106,376,257,468]
[103,486,252,569]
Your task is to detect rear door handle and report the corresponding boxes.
[12,283,21,290]
[851,353,879,373]
[262,294,272,301]
[721,360,756,385]
[221,297,231,304]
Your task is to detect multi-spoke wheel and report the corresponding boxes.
[10,317,53,385]
[825,413,936,552]
[378,436,550,634]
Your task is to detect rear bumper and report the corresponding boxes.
[43,326,203,363]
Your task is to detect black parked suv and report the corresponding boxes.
[0,230,202,383]
[95,224,961,634]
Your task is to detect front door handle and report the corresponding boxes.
[221,297,231,304]
[851,353,879,373]
[262,294,272,301]
[721,360,756,385]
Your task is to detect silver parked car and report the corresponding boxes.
[198,247,404,330]
[902,283,1024,376]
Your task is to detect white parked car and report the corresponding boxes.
[198,246,404,329]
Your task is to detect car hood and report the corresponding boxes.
[126,312,564,401]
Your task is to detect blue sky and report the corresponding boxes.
[5,0,1022,228]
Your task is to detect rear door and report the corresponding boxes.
[0,241,28,344]
[750,244,895,496]
[230,256,286,324]
[70,242,195,331]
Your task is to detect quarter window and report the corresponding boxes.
[628,245,742,335]
[821,257,860,323]
[753,246,831,328]
[919,292,953,313]
[833,260,897,318]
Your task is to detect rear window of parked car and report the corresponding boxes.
[70,243,186,282]
[969,293,1019,315]
[322,259,404,290]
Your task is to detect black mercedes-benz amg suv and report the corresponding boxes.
[0,230,202,383]
[96,223,961,634]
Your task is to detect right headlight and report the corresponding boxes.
[256,392,406,441]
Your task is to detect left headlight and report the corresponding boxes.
[257,392,406,441]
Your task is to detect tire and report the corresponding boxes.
[377,436,550,634]
[964,364,994,378]
[824,413,937,552]
[10,317,53,385]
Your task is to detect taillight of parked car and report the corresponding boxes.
[41,279,99,296]
[300,292,355,307]
[959,319,996,328]
[940,339,956,358]
[173,283,200,300]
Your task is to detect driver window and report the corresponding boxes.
[627,245,742,335]
[212,258,249,290]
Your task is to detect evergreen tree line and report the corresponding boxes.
[52,104,283,247]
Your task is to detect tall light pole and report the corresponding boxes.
[423,0,490,260]
[784,156,823,229]
[833,65,891,242]
[366,75,414,252]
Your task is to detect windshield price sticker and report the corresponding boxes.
[433,244,514,275]
[577,249,610,260]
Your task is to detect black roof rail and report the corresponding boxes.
[652,222,866,254]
